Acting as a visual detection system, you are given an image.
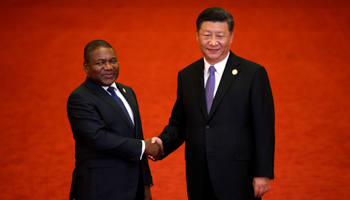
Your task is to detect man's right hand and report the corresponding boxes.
[144,138,164,161]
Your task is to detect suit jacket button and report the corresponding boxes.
[205,125,210,129]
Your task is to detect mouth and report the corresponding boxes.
[103,74,115,78]
[208,49,219,53]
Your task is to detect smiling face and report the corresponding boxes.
[83,47,119,86]
[196,21,233,65]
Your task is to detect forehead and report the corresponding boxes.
[199,21,230,33]
[89,47,116,60]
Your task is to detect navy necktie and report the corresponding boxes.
[205,66,216,114]
[107,87,134,126]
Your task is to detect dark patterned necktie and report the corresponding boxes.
[107,87,134,126]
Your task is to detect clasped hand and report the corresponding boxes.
[144,138,164,161]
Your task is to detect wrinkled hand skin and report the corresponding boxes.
[144,138,164,161]
[253,177,271,198]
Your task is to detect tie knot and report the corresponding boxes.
[107,87,115,94]
[209,66,216,75]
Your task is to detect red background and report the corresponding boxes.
[1,0,349,199]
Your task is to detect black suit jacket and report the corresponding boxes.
[67,77,152,200]
[159,52,275,200]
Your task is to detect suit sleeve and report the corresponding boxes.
[129,88,153,185]
[158,71,187,157]
[251,67,275,178]
[67,92,142,163]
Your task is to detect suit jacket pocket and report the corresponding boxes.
[87,158,116,168]
[233,149,253,160]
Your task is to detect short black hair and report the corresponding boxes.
[84,40,114,63]
[196,7,234,33]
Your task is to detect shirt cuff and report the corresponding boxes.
[140,140,145,160]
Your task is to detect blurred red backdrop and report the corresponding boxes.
[0,0,349,199]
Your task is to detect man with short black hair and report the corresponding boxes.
[68,40,163,200]
[151,7,275,200]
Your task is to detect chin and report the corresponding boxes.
[100,80,115,86]
[206,56,220,62]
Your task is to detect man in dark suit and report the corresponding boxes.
[67,40,163,200]
[151,7,275,200]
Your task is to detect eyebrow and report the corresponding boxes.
[203,29,225,34]
[96,57,117,61]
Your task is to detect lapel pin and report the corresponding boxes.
[232,69,238,75]
[123,88,126,93]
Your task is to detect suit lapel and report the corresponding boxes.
[192,59,208,119]
[116,83,138,135]
[85,77,135,133]
[208,52,241,118]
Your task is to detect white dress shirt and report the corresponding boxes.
[203,52,230,98]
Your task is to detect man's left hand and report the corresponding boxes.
[253,177,270,198]
[144,185,152,200]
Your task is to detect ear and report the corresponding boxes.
[196,31,199,43]
[83,61,89,74]
[230,31,234,43]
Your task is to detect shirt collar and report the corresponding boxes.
[204,52,230,75]
[101,82,117,92]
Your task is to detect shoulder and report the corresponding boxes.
[115,82,136,97]
[69,81,89,97]
[230,53,263,69]
[115,82,133,92]
[229,54,269,78]
[180,58,204,74]
[67,77,104,104]
[69,77,98,95]
[173,58,203,82]
[67,81,94,106]
[115,82,131,90]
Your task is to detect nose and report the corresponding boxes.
[209,37,218,46]
[104,62,113,70]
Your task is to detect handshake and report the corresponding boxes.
[144,137,164,161]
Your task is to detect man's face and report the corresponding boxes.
[197,21,233,65]
[83,47,119,86]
